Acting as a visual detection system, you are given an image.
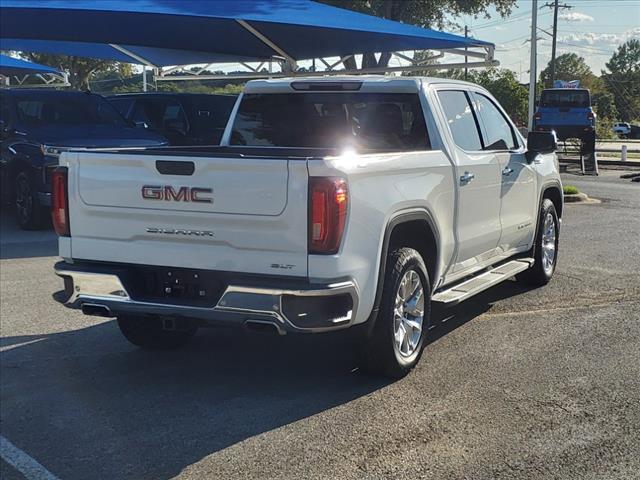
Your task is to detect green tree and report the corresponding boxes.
[591,91,618,120]
[539,53,603,92]
[318,0,517,69]
[471,68,529,124]
[20,53,132,90]
[602,39,640,122]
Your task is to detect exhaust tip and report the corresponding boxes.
[244,319,286,336]
[81,303,113,317]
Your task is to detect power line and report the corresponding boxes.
[472,9,551,30]
[543,1,572,85]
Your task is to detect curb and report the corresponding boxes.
[559,158,640,168]
[564,192,601,204]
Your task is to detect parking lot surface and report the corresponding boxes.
[1,169,639,480]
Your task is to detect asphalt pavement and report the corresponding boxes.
[1,168,639,480]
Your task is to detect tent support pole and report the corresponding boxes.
[108,44,158,69]
[154,59,499,82]
[236,19,297,71]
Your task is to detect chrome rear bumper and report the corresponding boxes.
[54,263,358,334]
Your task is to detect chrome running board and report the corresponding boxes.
[432,258,534,305]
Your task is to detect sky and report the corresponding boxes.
[454,0,640,82]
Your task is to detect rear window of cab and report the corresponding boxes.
[230,92,431,152]
[540,90,591,108]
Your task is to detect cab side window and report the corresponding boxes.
[473,93,518,151]
[437,90,483,151]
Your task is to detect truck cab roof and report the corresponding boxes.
[243,75,481,94]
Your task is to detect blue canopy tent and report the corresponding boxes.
[0,39,264,67]
[0,53,68,86]
[0,53,61,75]
[0,0,496,81]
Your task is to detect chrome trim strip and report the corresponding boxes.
[55,268,358,333]
[57,270,130,304]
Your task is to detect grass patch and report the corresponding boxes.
[563,185,579,195]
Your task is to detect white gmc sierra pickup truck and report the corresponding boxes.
[53,76,562,377]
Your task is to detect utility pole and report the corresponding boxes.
[528,0,538,132]
[544,1,572,86]
[550,0,559,85]
[464,25,468,81]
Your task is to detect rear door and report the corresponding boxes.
[66,151,309,276]
[435,89,502,273]
[471,92,537,252]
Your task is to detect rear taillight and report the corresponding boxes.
[308,177,348,254]
[51,167,70,236]
[534,111,542,121]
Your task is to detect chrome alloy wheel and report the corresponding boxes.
[393,269,425,357]
[541,212,557,274]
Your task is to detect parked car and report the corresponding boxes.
[0,89,168,229]
[53,77,562,378]
[613,122,631,137]
[533,87,595,143]
[107,93,237,146]
[628,124,640,140]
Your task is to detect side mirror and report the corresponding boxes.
[134,121,148,129]
[526,131,557,162]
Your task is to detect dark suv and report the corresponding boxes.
[107,93,237,146]
[0,89,168,229]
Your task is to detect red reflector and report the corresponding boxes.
[308,177,348,254]
[51,168,70,236]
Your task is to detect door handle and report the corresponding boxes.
[460,171,475,184]
[502,167,514,176]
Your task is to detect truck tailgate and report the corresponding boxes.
[64,151,309,276]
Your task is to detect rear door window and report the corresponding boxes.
[131,98,188,131]
[230,92,430,152]
[437,90,483,151]
[109,97,134,117]
[187,96,237,130]
[473,93,518,150]
[14,95,126,126]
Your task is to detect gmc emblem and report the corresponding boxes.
[141,185,213,203]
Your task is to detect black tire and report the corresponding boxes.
[15,171,47,230]
[362,247,431,378]
[117,315,197,349]
[518,198,559,286]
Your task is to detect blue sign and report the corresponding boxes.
[553,80,581,89]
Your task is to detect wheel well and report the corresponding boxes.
[5,159,31,198]
[388,219,438,285]
[543,186,563,218]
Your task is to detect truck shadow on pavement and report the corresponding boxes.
[0,281,536,480]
